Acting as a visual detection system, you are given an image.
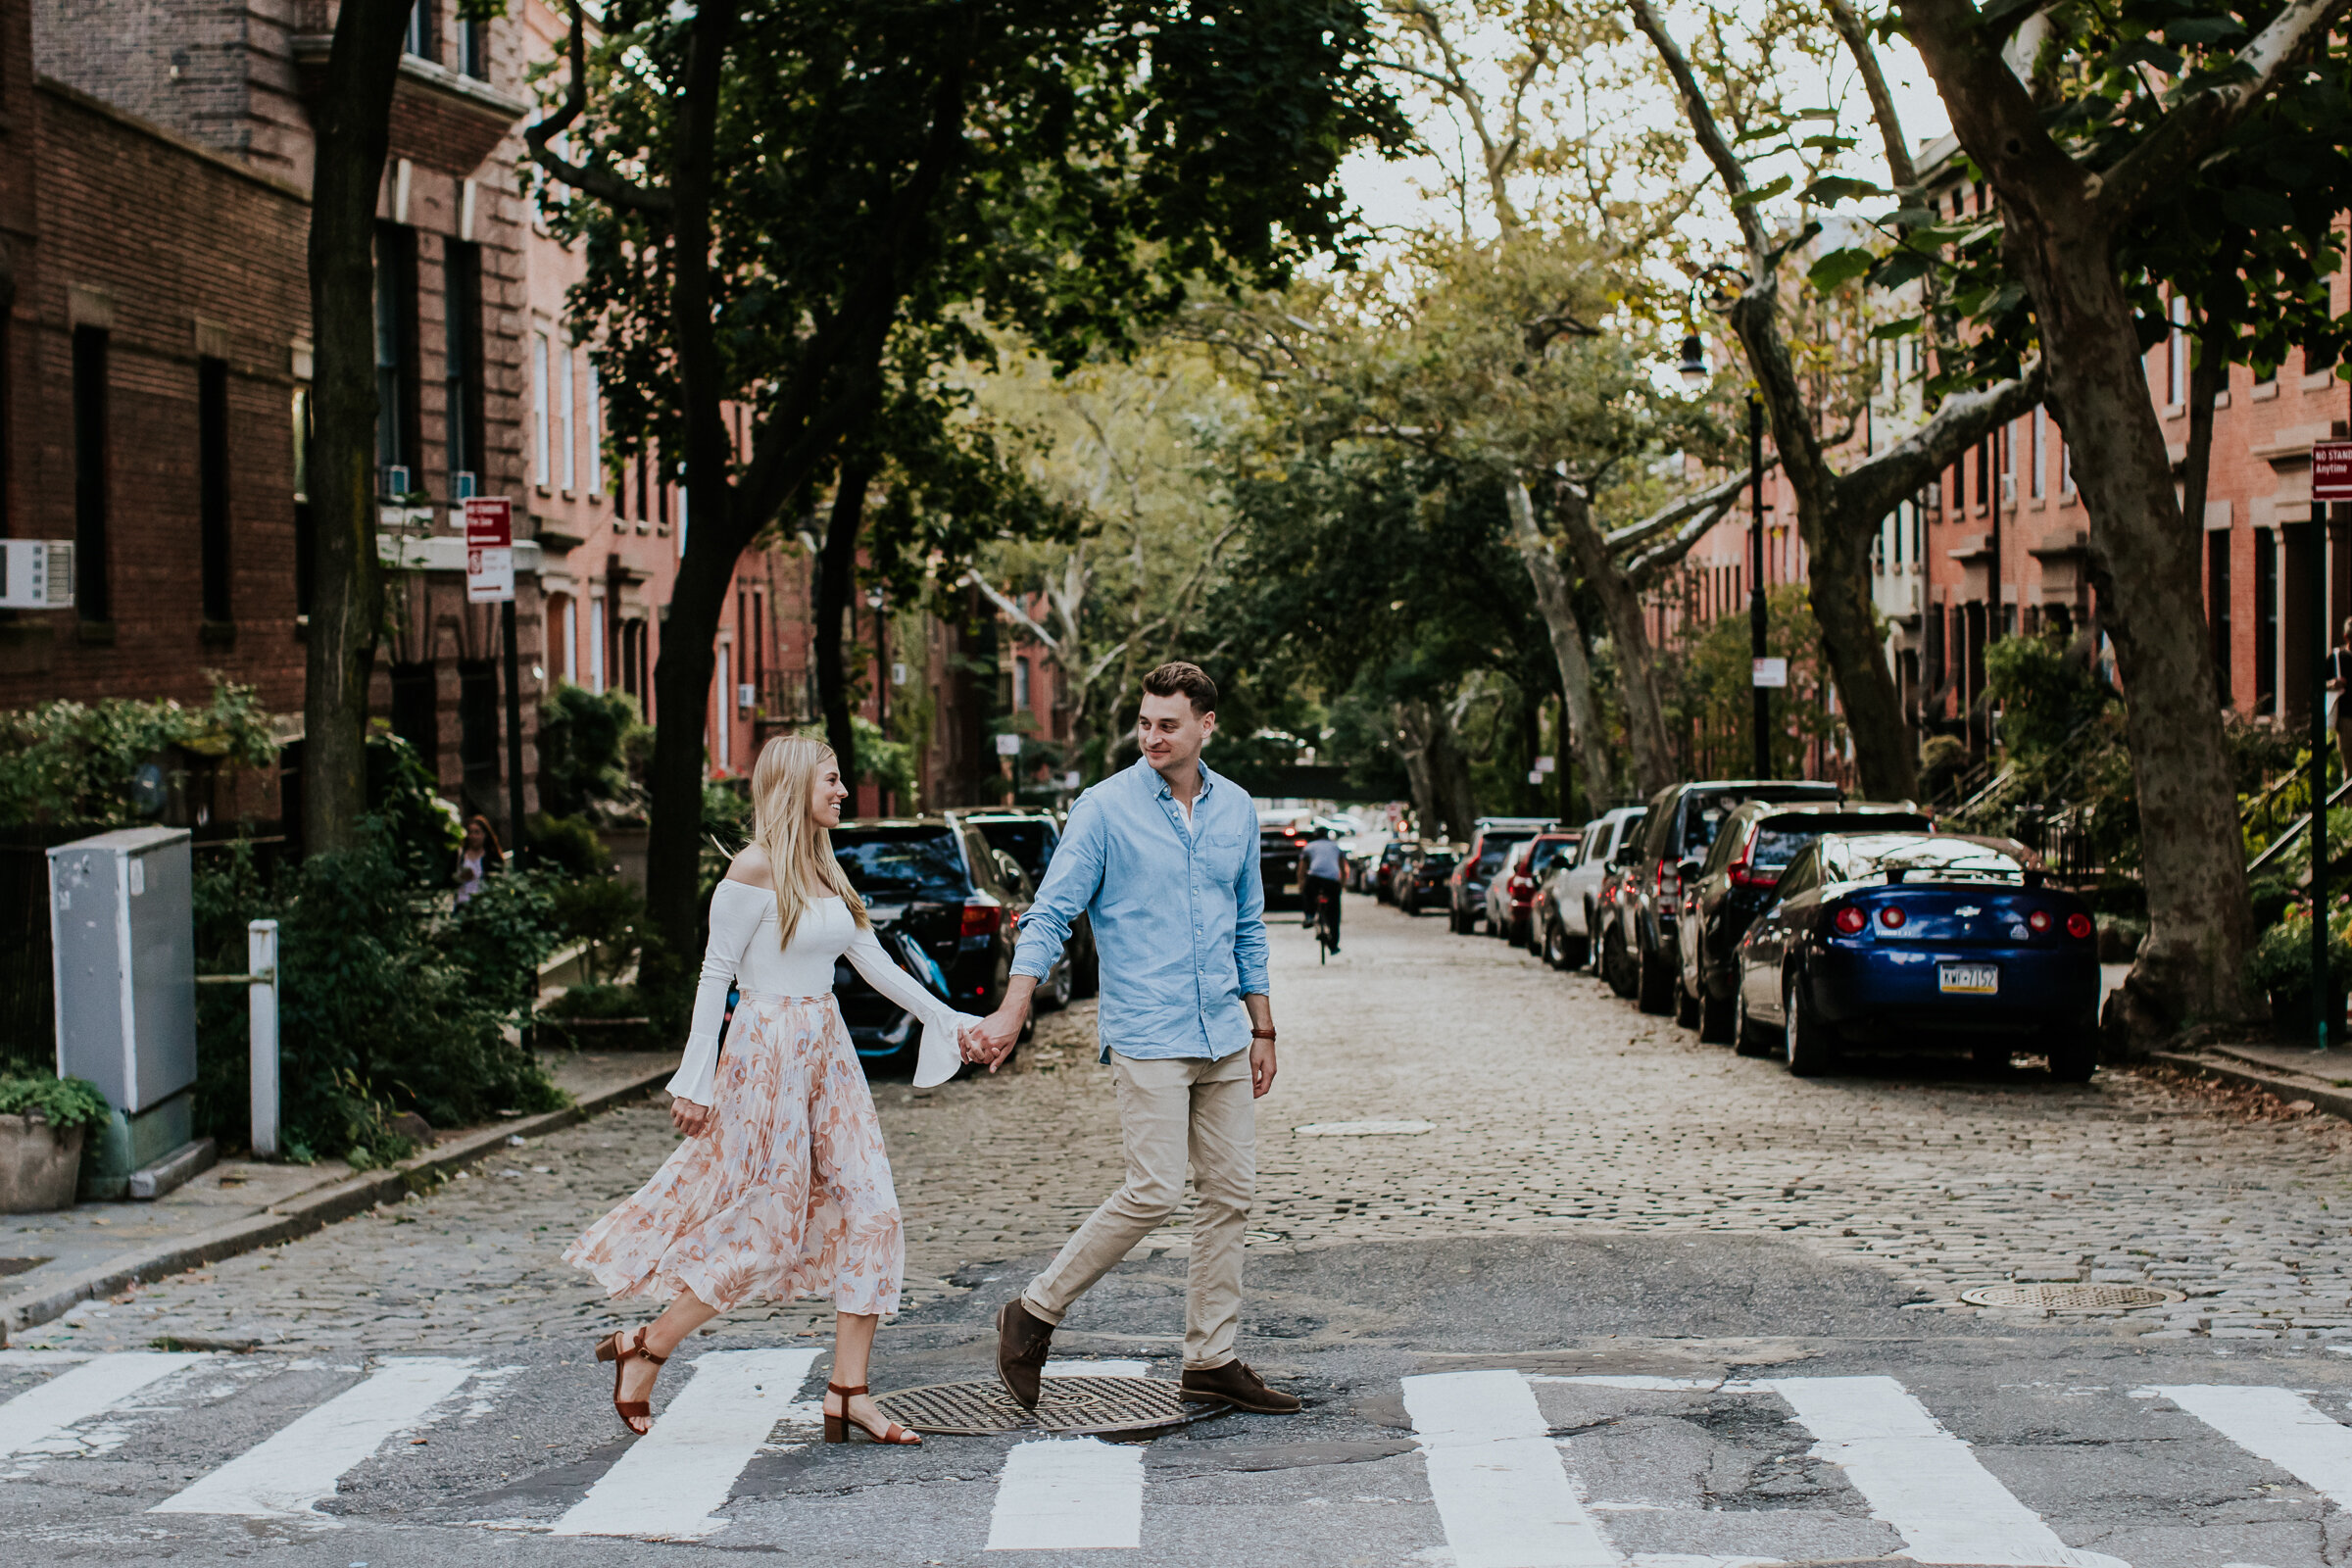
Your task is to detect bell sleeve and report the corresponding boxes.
[843,923,980,1089]
[667,880,769,1106]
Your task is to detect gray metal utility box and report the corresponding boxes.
[48,828,198,1190]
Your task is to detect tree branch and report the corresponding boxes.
[1628,0,1765,259]
[1837,366,2045,524]
[524,0,673,218]
[1600,465,1766,555]
[966,570,1062,651]
[1824,0,1915,190]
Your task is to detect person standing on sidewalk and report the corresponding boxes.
[564,737,981,1446]
[962,661,1298,1416]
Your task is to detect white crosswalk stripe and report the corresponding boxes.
[1402,1368,1620,1568]
[151,1356,476,1520]
[0,1350,203,1464]
[1767,1376,2128,1568]
[550,1347,820,1541]
[986,1438,1145,1551]
[2150,1384,2352,1508]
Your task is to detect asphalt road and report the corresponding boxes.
[4,894,2350,1565]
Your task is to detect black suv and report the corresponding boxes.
[1619,780,1840,1015]
[827,815,1054,1073]
[1674,801,1929,1042]
[957,808,1100,1003]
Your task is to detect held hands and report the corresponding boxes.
[959,1006,1025,1072]
[671,1097,713,1137]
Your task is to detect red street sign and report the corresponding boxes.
[2316,440,2352,503]
[464,496,514,548]
[464,497,514,604]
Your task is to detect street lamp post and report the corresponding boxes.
[1749,393,1770,780]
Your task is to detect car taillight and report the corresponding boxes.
[1728,861,1778,889]
[1653,858,1675,897]
[1834,905,1867,934]
[1879,906,1906,929]
[2028,908,2052,934]
[960,903,1003,940]
[2066,911,2094,941]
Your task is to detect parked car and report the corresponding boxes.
[1398,843,1460,915]
[1372,840,1415,904]
[827,816,1047,1073]
[1485,831,1582,946]
[1446,817,1557,934]
[1732,831,2098,1080]
[1674,802,1931,1042]
[1617,780,1841,1015]
[1536,807,1646,971]
[1595,836,1648,997]
[1258,812,1314,908]
[956,807,1100,1000]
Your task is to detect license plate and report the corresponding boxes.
[1939,963,1999,995]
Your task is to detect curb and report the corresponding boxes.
[2149,1049,2352,1122]
[0,1064,673,1345]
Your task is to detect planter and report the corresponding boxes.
[0,1112,86,1212]
[2269,986,2350,1042]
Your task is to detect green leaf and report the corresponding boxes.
[2163,17,2245,46]
[1873,250,1933,290]
[1868,315,1924,341]
[1799,134,1859,153]
[2222,186,2297,229]
[1802,174,1884,207]
[1733,173,1793,209]
[1807,247,1879,292]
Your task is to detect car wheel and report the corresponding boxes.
[1735,992,1776,1056]
[1636,938,1675,1014]
[1543,917,1568,969]
[1675,975,1699,1029]
[1602,925,1636,999]
[2046,1030,2096,1083]
[1698,983,1736,1045]
[1784,978,1837,1076]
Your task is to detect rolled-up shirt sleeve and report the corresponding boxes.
[668,880,767,1105]
[1011,794,1107,981]
[1232,807,1268,997]
[844,925,980,1089]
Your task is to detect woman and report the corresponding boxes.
[453,815,503,906]
[564,737,978,1445]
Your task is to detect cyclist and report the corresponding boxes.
[1298,828,1346,954]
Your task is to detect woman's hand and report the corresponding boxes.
[671,1097,713,1136]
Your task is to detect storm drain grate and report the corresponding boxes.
[1960,1283,2184,1310]
[873,1376,1223,1438]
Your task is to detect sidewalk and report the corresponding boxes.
[0,1050,673,1345]
[2151,1037,2352,1120]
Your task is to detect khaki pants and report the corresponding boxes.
[1022,1049,1254,1370]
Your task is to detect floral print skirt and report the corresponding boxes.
[564,993,906,1316]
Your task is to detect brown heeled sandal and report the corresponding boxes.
[593,1326,668,1434]
[823,1381,919,1446]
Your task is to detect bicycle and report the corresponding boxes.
[1310,879,1341,963]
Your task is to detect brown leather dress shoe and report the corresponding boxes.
[1179,1359,1301,1413]
[996,1298,1055,1409]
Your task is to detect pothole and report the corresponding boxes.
[1959,1283,2184,1309]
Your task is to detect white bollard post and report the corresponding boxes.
[248,919,279,1158]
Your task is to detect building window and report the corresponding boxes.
[1999,419,2013,507]
[2210,530,2233,708]
[2031,406,2046,500]
[2257,527,2278,713]
[585,359,604,498]
[715,644,732,770]
[198,357,230,624]
[2062,437,2075,500]
[459,16,489,78]
[460,659,500,808]
[2168,293,2188,408]
[72,325,110,622]
[402,0,432,60]
[589,597,607,693]
[557,595,577,685]
[374,224,419,490]
[533,331,551,486]
[1013,657,1031,711]
[390,662,438,771]
[444,240,484,494]
[292,386,315,616]
[559,337,576,492]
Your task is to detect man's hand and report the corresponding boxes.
[968,1005,1024,1070]
[671,1097,712,1137]
[1250,1037,1277,1099]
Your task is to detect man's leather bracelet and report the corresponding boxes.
[1251,1028,1277,1040]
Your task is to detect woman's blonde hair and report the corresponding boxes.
[750,736,869,947]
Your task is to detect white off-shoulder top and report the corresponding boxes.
[667,881,977,1102]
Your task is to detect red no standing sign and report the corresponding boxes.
[2314,440,2352,503]
[465,497,514,604]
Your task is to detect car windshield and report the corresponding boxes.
[1474,832,1533,873]
[1748,814,1930,870]
[1527,837,1577,876]
[831,828,970,898]
[972,819,1056,882]
[1838,833,2027,883]
[1422,852,1458,868]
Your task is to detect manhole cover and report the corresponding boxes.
[1960,1283,2184,1309]
[873,1376,1223,1438]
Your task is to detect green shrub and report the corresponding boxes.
[527,811,612,880]
[0,1074,111,1131]
[540,981,656,1051]
[2246,898,2352,996]
[192,823,567,1162]
[539,684,646,819]
[365,730,462,882]
[549,874,642,982]
[0,677,276,829]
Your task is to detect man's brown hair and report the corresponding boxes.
[1142,661,1217,714]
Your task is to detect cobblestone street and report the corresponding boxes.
[24,894,2351,1353]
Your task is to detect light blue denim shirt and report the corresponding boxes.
[1011,757,1268,1061]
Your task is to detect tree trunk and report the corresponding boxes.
[1432,704,1479,840]
[300,0,413,856]
[1815,496,1916,800]
[1395,700,1444,839]
[2020,225,2257,1039]
[1504,478,1616,805]
[815,456,875,771]
[1552,485,1675,796]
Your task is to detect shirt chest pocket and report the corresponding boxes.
[1197,830,1249,881]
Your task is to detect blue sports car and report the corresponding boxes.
[1733,831,2100,1081]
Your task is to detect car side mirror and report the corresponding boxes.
[1677,857,1703,883]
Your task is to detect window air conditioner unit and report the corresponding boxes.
[380,465,412,498]
[2000,473,2018,507]
[452,470,478,500]
[0,539,74,609]
[737,683,756,710]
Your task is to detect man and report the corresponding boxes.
[1298,828,1345,950]
[963,661,1297,1415]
